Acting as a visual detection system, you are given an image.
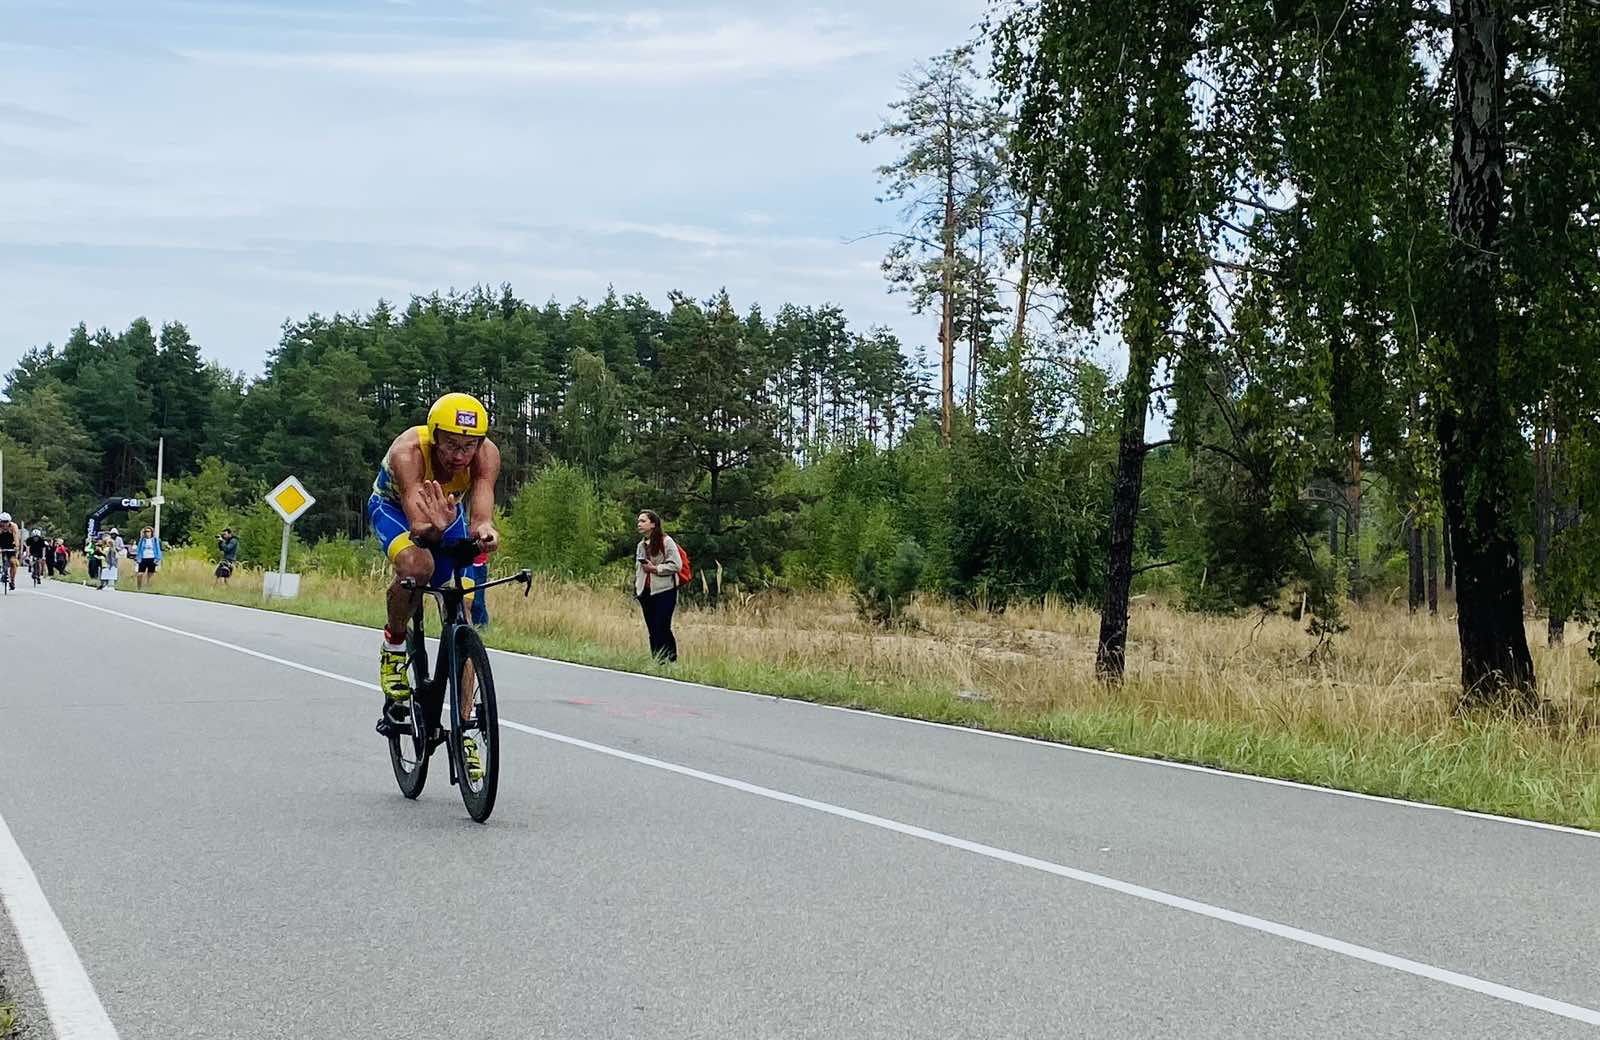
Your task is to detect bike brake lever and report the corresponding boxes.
[519,569,533,597]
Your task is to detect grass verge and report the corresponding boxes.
[89,557,1600,832]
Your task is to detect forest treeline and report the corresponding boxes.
[4,1,1596,705]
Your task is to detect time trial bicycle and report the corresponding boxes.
[385,538,530,823]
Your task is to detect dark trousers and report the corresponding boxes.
[467,561,489,626]
[638,586,678,662]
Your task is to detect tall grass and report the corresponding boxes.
[125,550,1600,829]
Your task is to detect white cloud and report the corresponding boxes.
[0,0,988,375]
[0,101,81,131]
[157,1,492,26]
[594,220,843,255]
[179,14,879,84]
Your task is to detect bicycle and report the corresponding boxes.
[0,550,13,594]
[29,554,43,587]
[386,538,530,823]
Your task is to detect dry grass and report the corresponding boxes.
[121,552,1600,828]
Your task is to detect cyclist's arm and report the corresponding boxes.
[467,439,502,535]
[389,445,450,544]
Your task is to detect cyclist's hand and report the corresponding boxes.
[472,522,500,554]
[416,479,456,533]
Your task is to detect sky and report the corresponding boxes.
[0,0,992,380]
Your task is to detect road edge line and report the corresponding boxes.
[0,810,121,1040]
[34,590,1600,1028]
[502,718,1600,1029]
[44,586,1599,842]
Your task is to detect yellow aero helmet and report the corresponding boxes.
[427,392,489,438]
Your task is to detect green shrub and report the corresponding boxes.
[191,501,307,570]
[502,463,614,578]
[854,537,926,625]
[306,538,385,579]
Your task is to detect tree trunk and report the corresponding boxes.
[1095,138,1176,684]
[1328,509,1340,557]
[1442,523,1454,590]
[1095,347,1155,682]
[1441,0,1536,706]
[940,151,957,446]
[1426,523,1439,615]
[1533,414,1552,615]
[1012,192,1036,347]
[1345,433,1362,591]
[969,221,984,407]
[1407,513,1424,614]
[1547,409,1574,647]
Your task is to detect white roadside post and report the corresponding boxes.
[263,475,315,599]
[152,437,165,541]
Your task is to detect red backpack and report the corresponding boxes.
[674,540,692,584]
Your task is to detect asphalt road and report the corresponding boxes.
[2,579,1597,1039]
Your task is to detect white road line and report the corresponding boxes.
[0,811,121,1040]
[41,592,380,690]
[501,720,1600,1027]
[45,585,1600,842]
[37,591,1600,1028]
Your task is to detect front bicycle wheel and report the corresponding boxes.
[388,625,433,799]
[450,625,499,823]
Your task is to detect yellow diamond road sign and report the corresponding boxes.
[267,476,315,524]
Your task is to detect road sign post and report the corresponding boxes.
[264,476,315,599]
[153,437,165,541]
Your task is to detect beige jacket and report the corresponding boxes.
[635,536,683,596]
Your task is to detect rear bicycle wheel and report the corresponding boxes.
[450,625,499,823]
[388,626,433,799]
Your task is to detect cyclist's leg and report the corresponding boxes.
[371,495,434,643]
[369,494,440,728]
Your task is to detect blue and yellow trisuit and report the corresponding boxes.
[367,424,474,587]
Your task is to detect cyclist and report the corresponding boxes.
[25,529,48,583]
[0,513,18,588]
[367,393,501,767]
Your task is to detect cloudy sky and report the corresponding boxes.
[1,0,990,379]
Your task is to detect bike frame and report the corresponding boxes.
[400,559,530,783]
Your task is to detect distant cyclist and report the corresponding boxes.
[368,393,502,741]
[25,529,47,582]
[0,513,18,588]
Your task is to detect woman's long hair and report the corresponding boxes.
[642,509,666,559]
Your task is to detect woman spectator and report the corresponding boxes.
[100,533,120,590]
[135,526,162,588]
[51,539,69,576]
[633,509,682,663]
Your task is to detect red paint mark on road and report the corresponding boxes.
[562,697,706,720]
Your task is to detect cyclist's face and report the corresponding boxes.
[433,431,482,471]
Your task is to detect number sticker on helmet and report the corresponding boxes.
[456,410,479,429]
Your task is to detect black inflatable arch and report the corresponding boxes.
[86,497,144,545]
